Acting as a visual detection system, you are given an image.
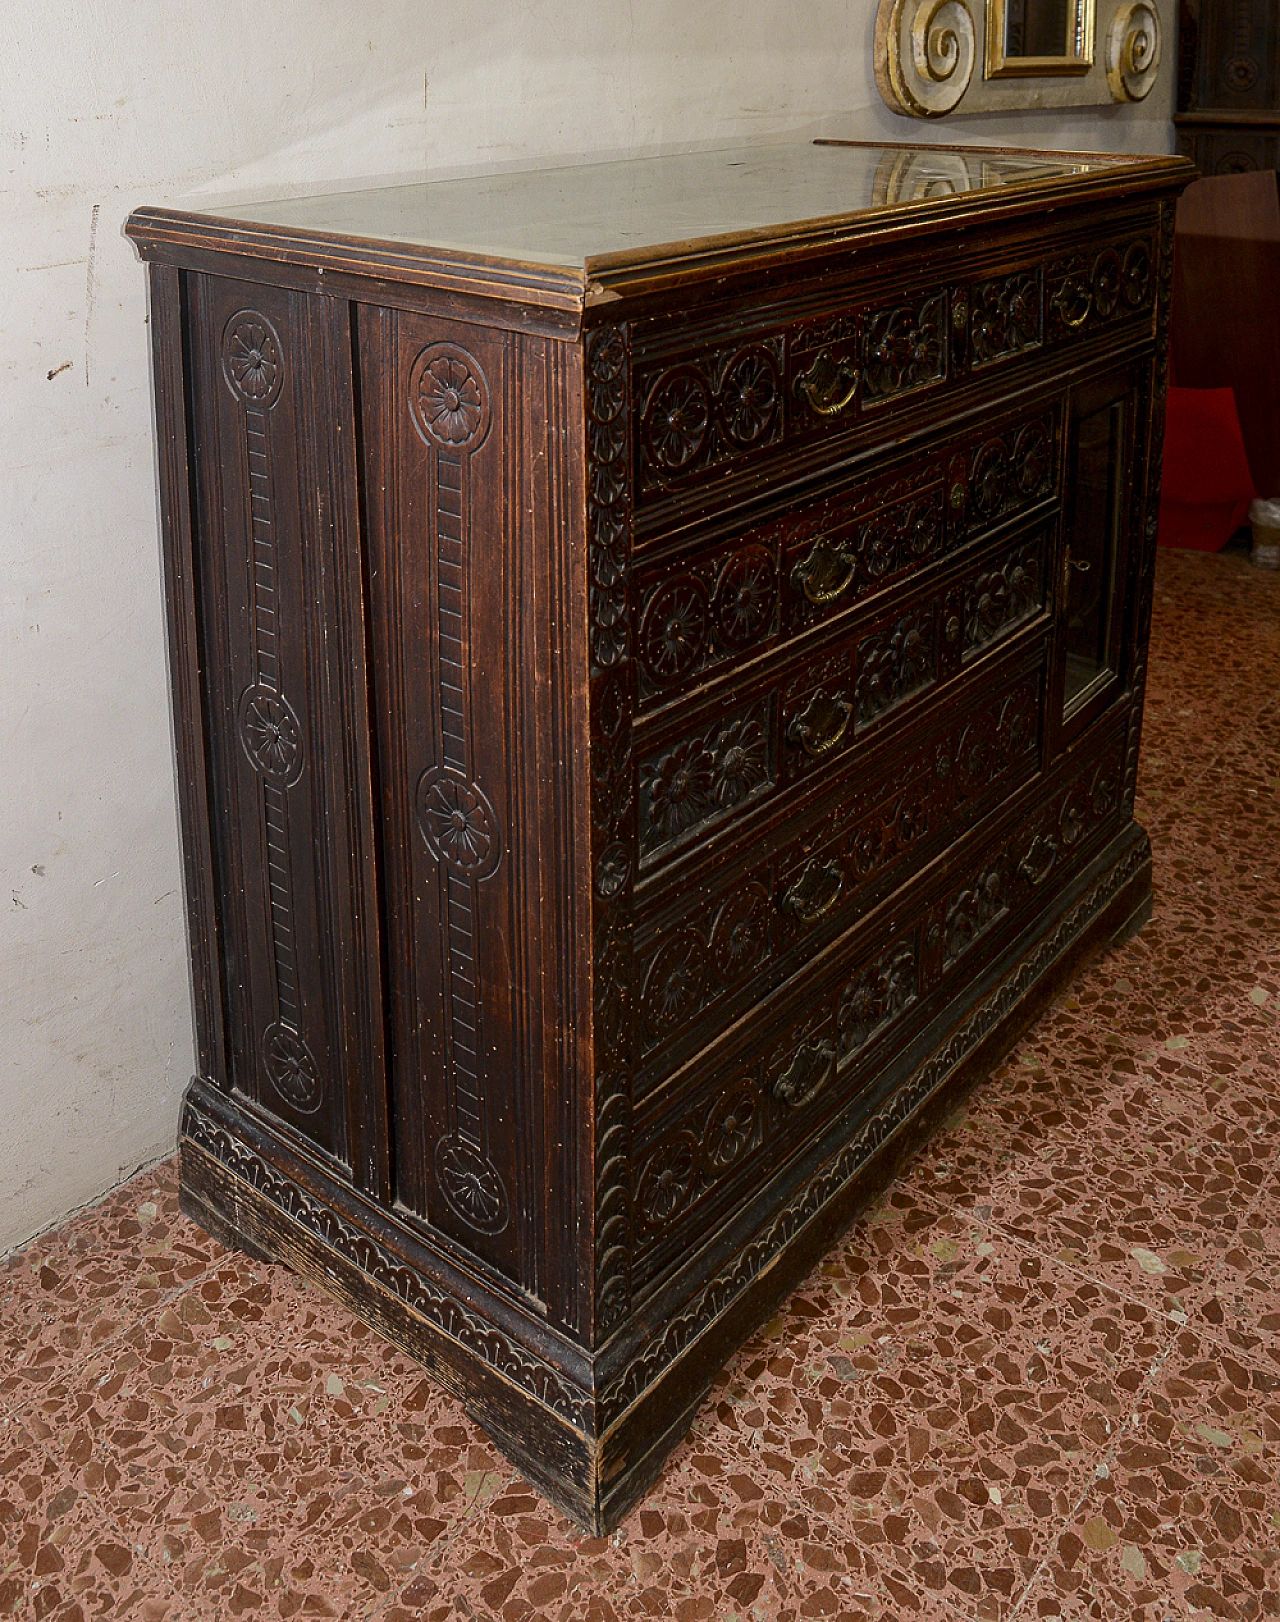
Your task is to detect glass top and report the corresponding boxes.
[202,141,1121,271]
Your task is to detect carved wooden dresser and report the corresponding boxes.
[126,138,1192,1533]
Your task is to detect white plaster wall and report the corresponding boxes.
[0,0,1175,1254]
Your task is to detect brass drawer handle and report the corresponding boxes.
[1051,284,1092,330]
[791,536,857,606]
[1019,834,1057,887]
[794,350,860,418]
[772,1039,835,1108]
[787,688,854,757]
[781,859,845,924]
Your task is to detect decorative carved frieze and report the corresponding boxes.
[180,1100,588,1427]
[587,325,638,1341]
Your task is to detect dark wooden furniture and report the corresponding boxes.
[1176,0,1280,175]
[126,138,1191,1533]
[1172,169,1280,493]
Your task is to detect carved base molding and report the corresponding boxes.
[179,823,1151,1535]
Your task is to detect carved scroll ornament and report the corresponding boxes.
[875,0,1161,115]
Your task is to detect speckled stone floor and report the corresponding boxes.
[4,546,1279,1622]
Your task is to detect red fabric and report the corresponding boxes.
[1158,385,1255,551]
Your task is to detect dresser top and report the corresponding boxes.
[127,139,1191,311]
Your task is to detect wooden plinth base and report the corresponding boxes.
[180,826,1151,1534]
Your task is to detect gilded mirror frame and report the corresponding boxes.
[984,0,1095,77]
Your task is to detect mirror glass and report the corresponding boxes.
[1004,0,1073,56]
[987,0,1092,73]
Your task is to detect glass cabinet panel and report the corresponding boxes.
[1063,398,1124,710]
[1053,363,1142,747]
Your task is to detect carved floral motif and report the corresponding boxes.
[969,270,1042,367]
[409,343,491,451]
[963,537,1042,655]
[837,938,918,1059]
[639,701,774,856]
[222,311,283,405]
[862,292,947,401]
[854,608,937,726]
[636,338,785,490]
[721,348,781,446]
[714,546,776,649]
[238,684,304,785]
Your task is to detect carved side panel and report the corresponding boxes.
[361,312,526,1281]
[186,277,388,1175]
[587,325,637,1343]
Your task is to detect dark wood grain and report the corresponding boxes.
[127,141,1191,1534]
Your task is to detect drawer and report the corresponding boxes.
[633,397,1060,711]
[634,656,1044,1094]
[630,222,1156,508]
[634,518,1053,868]
[628,719,1130,1301]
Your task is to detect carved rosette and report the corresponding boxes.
[409,343,491,451]
[416,767,502,880]
[222,311,284,407]
[637,339,784,490]
[238,683,304,786]
[405,340,509,1240]
[586,325,636,1341]
[1107,0,1161,101]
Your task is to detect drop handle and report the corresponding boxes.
[794,349,860,418]
[1018,834,1058,887]
[771,1039,835,1108]
[787,688,854,757]
[780,859,845,924]
[791,536,857,606]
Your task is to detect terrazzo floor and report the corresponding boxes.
[4,546,1279,1622]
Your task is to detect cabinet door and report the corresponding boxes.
[1051,362,1144,748]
